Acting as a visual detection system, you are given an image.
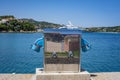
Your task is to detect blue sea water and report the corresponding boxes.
[0,32,120,73]
[81,32,120,72]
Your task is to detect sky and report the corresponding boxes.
[0,0,120,27]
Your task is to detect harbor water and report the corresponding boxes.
[0,32,120,73]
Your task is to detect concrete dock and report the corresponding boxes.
[91,72,120,80]
[0,72,120,80]
[0,74,35,80]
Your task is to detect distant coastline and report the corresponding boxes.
[0,15,62,33]
[84,26,120,32]
[0,15,120,33]
[95,32,120,34]
[83,31,120,34]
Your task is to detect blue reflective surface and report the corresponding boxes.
[44,28,82,34]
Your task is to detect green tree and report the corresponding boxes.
[0,24,9,31]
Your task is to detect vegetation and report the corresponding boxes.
[0,15,62,32]
[0,15,120,32]
[0,20,35,32]
[0,15,14,20]
[19,18,62,29]
[84,26,120,32]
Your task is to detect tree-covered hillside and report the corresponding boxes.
[0,19,35,32]
[0,15,62,32]
[0,15,120,32]
[19,18,62,29]
[84,26,120,32]
[0,15,14,20]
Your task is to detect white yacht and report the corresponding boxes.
[59,21,80,29]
